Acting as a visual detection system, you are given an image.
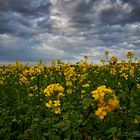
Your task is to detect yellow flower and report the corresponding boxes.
[66,81,72,86]
[96,85,106,91]
[126,51,134,59]
[28,93,33,97]
[12,118,17,122]
[107,97,119,112]
[44,84,64,97]
[110,56,118,64]
[110,68,116,75]
[82,83,90,88]
[19,76,30,85]
[66,89,72,94]
[92,85,119,119]
[121,73,128,80]
[100,59,106,64]
[53,100,61,107]
[0,80,3,85]
[104,105,113,112]
[54,107,61,114]
[137,84,140,89]
[129,67,134,77]
[63,115,68,120]
[108,97,119,106]
[134,119,139,124]
[95,107,107,120]
[92,92,100,101]
[100,92,105,97]
[57,92,65,98]
[44,88,51,96]
[55,84,64,92]
[45,100,53,108]
[104,51,109,56]
[81,90,86,94]
[81,95,84,99]
[92,86,112,102]
[98,86,113,94]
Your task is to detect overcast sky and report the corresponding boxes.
[0,0,140,64]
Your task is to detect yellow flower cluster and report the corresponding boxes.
[126,51,134,59]
[44,84,65,114]
[91,85,119,120]
[64,67,77,82]
[19,64,45,86]
[110,56,118,64]
[129,67,135,77]
[110,68,116,75]
[66,81,73,87]
[44,83,64,98]
[23,65,44,76]
[45,100,61,114]
[19,75,30,85]
[79,73,88,83]
[119,64,135,80]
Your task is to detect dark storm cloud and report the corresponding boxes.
[98,0,140,24]
[123,1,140,23]
[0,0,50,36]
[0,0,140,63]
[0,0,50,16]
[70,0,94,24]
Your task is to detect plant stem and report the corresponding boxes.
[126,84,132,140]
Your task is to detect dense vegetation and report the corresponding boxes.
[0,52,140,140]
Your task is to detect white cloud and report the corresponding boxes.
[50,0,58,5]
[94,0,113,14]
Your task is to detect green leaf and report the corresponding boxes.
[53,120,71,132]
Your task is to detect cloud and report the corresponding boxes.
[98,0,140,24]
[0,0,140,64]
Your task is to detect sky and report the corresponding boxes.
[0,0,140,64]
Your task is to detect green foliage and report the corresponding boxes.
[0,61,140,140]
